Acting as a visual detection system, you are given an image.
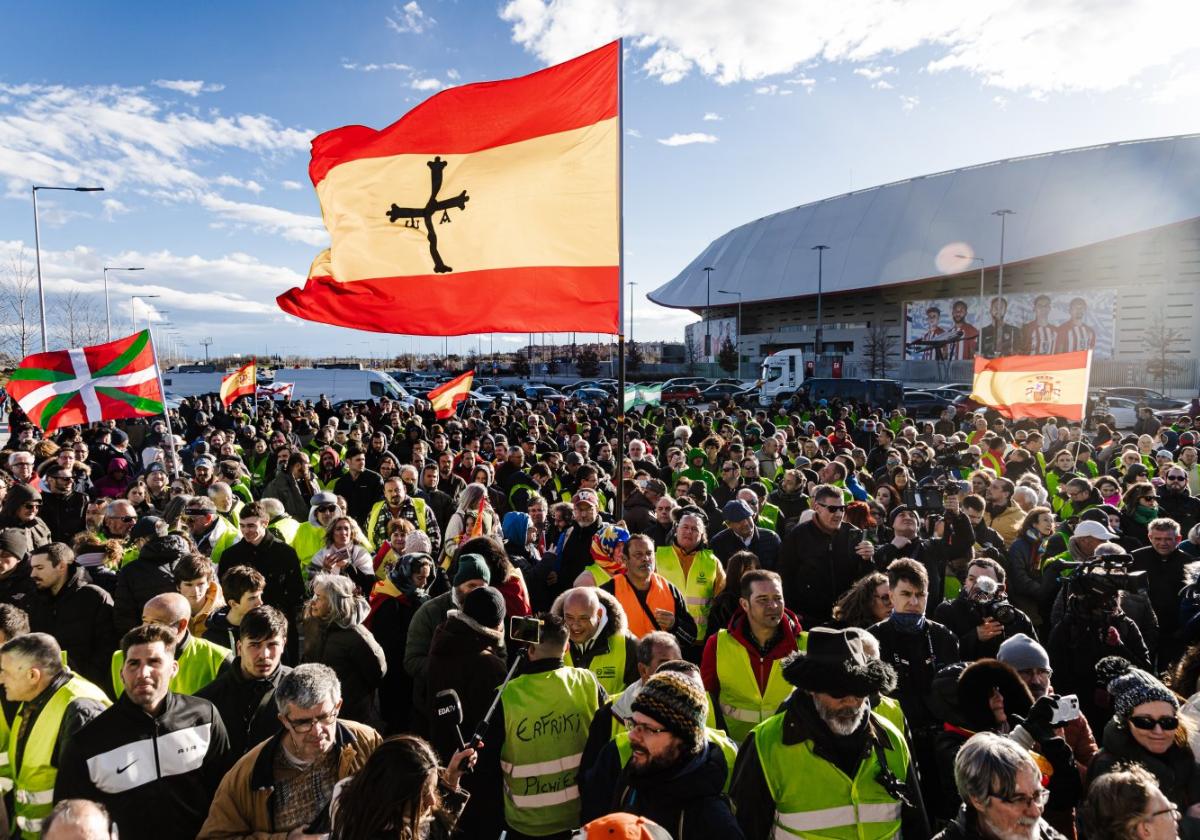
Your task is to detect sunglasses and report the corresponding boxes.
[818,503,846,513]
[109,515,137,524]
[184,509,210,517]
[1129,714,1179,731]
[1167,475,1188,482]
[1142,496,1160,503]
[317,504,338,513]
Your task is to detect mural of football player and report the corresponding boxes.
[1022,294,1057,355]
[1056,296,1096,352]
[978,296,1020,358]
[947,299,979,360]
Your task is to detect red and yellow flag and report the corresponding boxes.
[220,360,257,407]
[5,330,163,432]
[277,41,619,336]
[427,370,475,419]
[971,350,1092,421]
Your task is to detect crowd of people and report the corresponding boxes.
[0,386,1198,839]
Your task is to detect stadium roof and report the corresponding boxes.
[648,133,1200,309]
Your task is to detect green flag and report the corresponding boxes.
[623,383,662,411]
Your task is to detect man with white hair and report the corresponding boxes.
[932,732,1065,839]
[1012,486,1039,513]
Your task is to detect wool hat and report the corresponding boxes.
[722,499,754,523]
[630,672,707,753]
[111,429,129,446]
[1098,657,1179,721]
[781,627,897,697]
[7,484,41,505]
[0,529,28,560]
[888,504,921,528]
[456,586,505,640]
[130,516,166,541]
[996,634,1051,672]
[453,553,492,587]
[575,814,673,840]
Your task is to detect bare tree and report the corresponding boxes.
[862,325,898,378]
[0,250,39,362]
[1144,316,1187,394]
[52,289,107,348]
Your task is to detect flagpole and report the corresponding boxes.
[252,357,258,424]
[146,330,180,479]
[614,38,627,523]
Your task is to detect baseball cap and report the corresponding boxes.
[1073,520,1116,540]
[572,489,599,508]
[194,456,215,469]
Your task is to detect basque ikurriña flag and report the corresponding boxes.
[6,330,164,432]
[276,41,620,336]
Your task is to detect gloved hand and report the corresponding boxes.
[1106,626,1122,647]
[1009,695,1059,750]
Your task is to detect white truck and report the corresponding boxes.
[758,349,805,406]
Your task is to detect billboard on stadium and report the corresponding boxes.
[902,290,1117,361]
[685,318,737,363]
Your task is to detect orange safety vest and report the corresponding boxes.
[612,573,676,639]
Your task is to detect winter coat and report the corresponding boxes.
[710,525,782,571]
[1089,717,1200,836]
[112,533,191,636]
[333,468,385,529]
[552,587,640,692]
[217,530,306,622]
[404,589,454,735]
[40,489,88,543]
[426,612,507,839]
[582,740,743,839]
[197,719,380,839]
[1008,530,1048,625]
[932,806,1066,839]
[92,456,133,498]
[933,593,1037,661]
[0,554,39,612]
[29,565,116,691]
[777,519,871,626]
[195,659,292,756]
[1047,611,1150,734]
[261,471,312,521]
[302,617,387,726]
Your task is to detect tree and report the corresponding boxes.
[52,289,107,349]
[576,346,601,378]
[1144,316,1187,394]
[717,336,738,374]
[0,250,39,363]
[862,325,898,378]
[684,332,698,375]
[511,354,530,377]
[626,340,643,372]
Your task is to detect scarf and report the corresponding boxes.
[1134,505,1159,525]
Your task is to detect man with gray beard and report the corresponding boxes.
[730,627,929,839]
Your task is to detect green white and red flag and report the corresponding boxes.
[6,330,165,432]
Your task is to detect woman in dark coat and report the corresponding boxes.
[303,573,388,726]
[365,552,434,735]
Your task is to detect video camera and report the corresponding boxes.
[904,468,970,514]
[935,440,977,471]
[1063,554,1146,619]
[969,576,1019,626]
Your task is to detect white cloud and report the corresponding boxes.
[341,61,412,72]
[786,75,817,92]
[152,79,225,97]
[853,65,897,81]
[387,1,435,34]
[656,132,718,147]
[410,77,445,91]
[993,95,1010,108]
[1151,68,1200,104]
[101,198,129,221]
[872,80,894,90]
[446,69,461,80]
[500,0,1200,99]
[281,180,303,190]
[754,84,793,96]
[215,174,264,194]
[625,128,642,138]
[702,112,722,121]
[197,193,327,246]
[900,95,920,111]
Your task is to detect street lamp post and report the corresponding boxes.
[811,245,830,358]
[718,289,743,379]
[131,294,160,333]
[32,185,104,351]
[992,210,1015,299]
[702,266,714,359]
[102,266,143,341]
[955,254,986,314]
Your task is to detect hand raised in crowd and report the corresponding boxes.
[855,540,875,559]
[976,617,1003,641]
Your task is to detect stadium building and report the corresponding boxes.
[648,134,1200,388]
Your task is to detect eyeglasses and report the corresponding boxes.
[989,788,1050,808]
[1142,496,1160,503]
[1167,475,1188,482]
[108,515,137,524]
[624,718,668,736]
[285,709,338,733]
[316,504,338,513]
[1129,714,1179,731]
[1149,806,1181,821]
[184,509,210,517]
[722,467,737,473]
[21,502,40,509]
[818,503,846,513]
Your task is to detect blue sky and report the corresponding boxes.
[1,0,1198,361]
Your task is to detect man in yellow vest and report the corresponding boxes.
[553,587,638,697]
[0,604,31,797]
[494,613,603,840]
[701,569,804,744]
[654,513,725,645]
[366,475,441,558]
[110,593,230,697]
[729,627,929,839]
[0,633,109,839]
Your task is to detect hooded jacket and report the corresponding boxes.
[0,484,52,555]
[93,456,133,499]
[552,587,640,693]
[30,564,116,692]
[113,534,191,636]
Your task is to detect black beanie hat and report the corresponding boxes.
[458,586,505,640]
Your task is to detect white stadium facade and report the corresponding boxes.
[648,133,1200,387]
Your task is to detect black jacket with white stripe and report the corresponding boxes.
[54,691,234,840]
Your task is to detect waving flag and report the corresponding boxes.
[257,382,295,400]
[6,330,164,432]
[220,359,256,407]
[971,350,1092,421]
[427,370,474,419]
[277,41,619,336]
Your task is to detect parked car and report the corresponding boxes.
[1097,387,1188,411]
[570,387,611,404]
[698,383,753,403]
[523,385,567,403]
[903,390,955,418]
[661,384,701,404]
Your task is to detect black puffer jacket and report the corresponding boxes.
[0,554,38,612]
[195,659,292,756]
[583,740,743,840]
[112,534,191,635]
[29,565,115,692]
[1089,718,1200,826]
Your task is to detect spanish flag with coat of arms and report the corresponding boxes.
[277,42,620,336]
[971,350,1093,421]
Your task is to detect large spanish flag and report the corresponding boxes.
[428,370,474,419]
[277,42,620,336]
[971,350,1093,421]
[220,359,256,407]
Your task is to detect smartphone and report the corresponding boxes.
[510,615,543,645]
[862,527,878,543]
[1050,694,1080,725]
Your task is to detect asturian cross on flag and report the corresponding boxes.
[277,41,620,336]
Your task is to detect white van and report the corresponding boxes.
[161,370,230,398]
[278,368,415,405]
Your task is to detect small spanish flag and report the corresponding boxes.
[220,360,257,408]
[971,350,1092,421]
[427,370,474,419]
